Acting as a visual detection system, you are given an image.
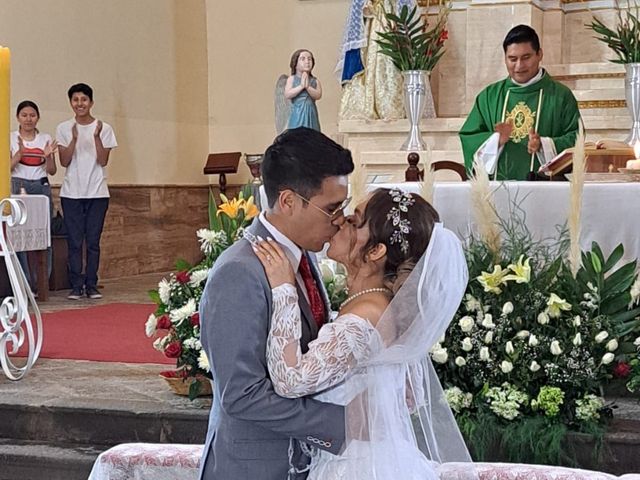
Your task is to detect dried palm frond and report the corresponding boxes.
[568,123,586,277]
[420,145,435,204]
[469,159,501,258]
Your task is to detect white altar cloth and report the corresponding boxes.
[6,194,51,252]
[371,182,640,263]
[87,443,638,480]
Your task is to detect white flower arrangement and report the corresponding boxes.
[432,210,640,465]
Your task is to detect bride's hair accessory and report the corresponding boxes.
[387,189,415,255]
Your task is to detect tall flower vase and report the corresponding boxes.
[625,63,640,146]
[401,70,432,151]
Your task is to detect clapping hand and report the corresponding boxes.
[252,237,295,288]
[43,140,58,158]
[71,123,78,140]
[17,136,25,155]
[494,120,513,146]
[94,120,103,138]
[527,129,541,154]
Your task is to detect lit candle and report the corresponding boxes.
[0,46,10,200]
[627,142,640,170]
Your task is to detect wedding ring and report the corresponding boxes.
[267,255,273,262]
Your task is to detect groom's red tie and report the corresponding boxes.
[299,254,326,329]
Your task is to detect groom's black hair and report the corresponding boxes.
[262,127,354,209]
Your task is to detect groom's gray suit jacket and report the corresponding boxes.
[198,219,345,479]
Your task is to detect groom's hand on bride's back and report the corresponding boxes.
[253,237,295,288]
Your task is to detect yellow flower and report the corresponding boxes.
[217,197,242,219]
[477,265,509,294]
[546,293,572,318]
[504,255,531,284]
[241,196,259,220]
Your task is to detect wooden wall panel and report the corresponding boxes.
[51,185,242,280]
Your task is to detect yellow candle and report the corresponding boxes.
[0,46,10,200]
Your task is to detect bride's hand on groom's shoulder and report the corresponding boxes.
[252,237,295,288]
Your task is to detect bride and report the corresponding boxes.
[252,188,473,479]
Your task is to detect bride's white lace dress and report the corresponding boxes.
[266,283,439,480]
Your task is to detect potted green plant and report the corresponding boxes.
[587,2,640,145]
[375,2,450,150]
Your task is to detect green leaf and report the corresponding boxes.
[591,253,602,273]
[603,243,624,273]
[188,379,202,401]
[148,289,161,305]
[175,258,192,272]
[209,188,221,231]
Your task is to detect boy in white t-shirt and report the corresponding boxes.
[56,83,117,300]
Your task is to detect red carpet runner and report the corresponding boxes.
[16,303,174,364]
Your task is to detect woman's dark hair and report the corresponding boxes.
[502,25,540,53]
[357,188,440,292]
[262,127,353,208]
[68,83,93,101]
[16,100,40,118]
[289,49,315,76]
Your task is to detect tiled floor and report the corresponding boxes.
[38,271,170,313]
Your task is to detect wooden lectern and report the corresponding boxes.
[203,152,241,196]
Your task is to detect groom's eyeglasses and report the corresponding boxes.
[294,193,352,220]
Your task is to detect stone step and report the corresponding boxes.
[0,402,208,447]
[547,62,625,77]
[562,77,624,91]
[0,440,101,480]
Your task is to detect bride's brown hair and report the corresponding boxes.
[356,188,439,293]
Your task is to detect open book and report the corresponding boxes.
[539,139,634,177]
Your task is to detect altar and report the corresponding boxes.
[372,181,640,263]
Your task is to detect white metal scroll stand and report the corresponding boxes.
[0,198,42,380]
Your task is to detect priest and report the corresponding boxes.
[459,25,580,180]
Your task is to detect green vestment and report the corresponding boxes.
[459,71,580,180]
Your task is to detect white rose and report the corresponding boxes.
[516,330,530,339]
[572,316,581,327]
[333,274,347,291]
[528,334,539,347]
[484,331,494,344]
[635,336,640,346]
[550,340,563,356]
[479,347,490,361]
[505,341,515,355]
[602,353,615,365]
[573,333,582,346]
[455,356,467,367]
[319,262,334,283]
[461,337,473,352]
[595,331,609,343]
[537,312,549,325]
[145,313,157,338]
[481,314,495,329]
[502,302,514,316]
[500,360,513,373]
[431,348,449,364]
[529,361,541,372]
[458,316,475,333]
[606,339,619,352]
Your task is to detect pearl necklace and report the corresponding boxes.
[340,288,391,309]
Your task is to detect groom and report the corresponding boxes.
[199,127,354,479]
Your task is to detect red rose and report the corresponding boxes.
[176,271,191,284]
[164,341,182,358]
[613,361,632,378]
[190,312,200,327]
[157,315,171,330]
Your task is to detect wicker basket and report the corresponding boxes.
[160,374,212,397]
